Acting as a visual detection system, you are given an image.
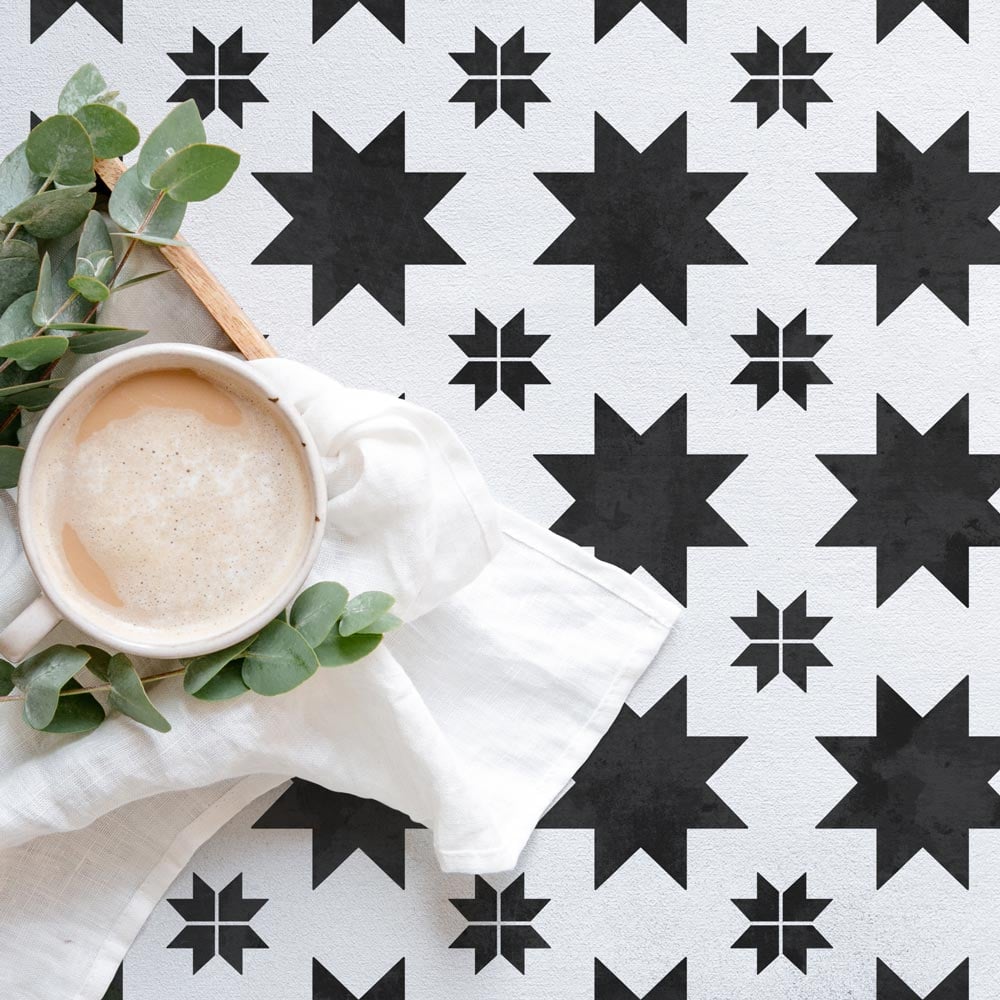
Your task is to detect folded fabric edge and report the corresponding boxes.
[75,774,288,1000]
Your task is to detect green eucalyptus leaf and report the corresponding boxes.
[39,679,105,734]
[0,292,35,345]
[0,335,69,370]
[137,101,206,188]
[0,410,21,447]
[109,232,188,248]
[66,328,147,353]
[339,592,396,637]
[0,143,44,217]
[26,116,95,186]
[12,644,90,730]
[2,185,95,240]
[67,275,109,301]
[189,660,250,701]
[33,252,87,327]
[0,240,40,313]
[107,654,171,732]
[149,144,240,202]
[182,635,257,695]
[75,211,114,278]
[108,166,186,237]
[111,267,173,292]
[0,378,65,410]
[314,631,382,668]
[79,644,111,683]
[0,446,22,488]
[241,620,318,696]
[58,65,111,115]
[289,582,349,647]
[73,104,139,159]
[362,612,403,634]
[0,658,13,696]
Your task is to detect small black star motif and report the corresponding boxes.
[313,958,406,999]
[537,395,746,606]
[732,874,832,974]
[595,0,685,42]
[168,28,267,128]
[450,28,550,128]
[732,309,831,409]
[877,958,969,999]
[449,874,550,974]
[732,28,831,127]
[818,114,1000,324]
[254,779,420,889]
[732,591,831,692]
[167,874,267,974]
[536,114,745,325]
[817,395,1000,606]
[595,957,687,998]
[30,0,122,41]
[818,677,1000,888]
[313,0,404,42]
[254,114,463,325]
[877,0,968,42]
[539,678,745,887]
[450,309,549,409]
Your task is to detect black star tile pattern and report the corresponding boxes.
[313,0,404,42]
[313,958,406,999]
[537,395,746,606]
[732,309,831,409]
[595,958,687,998]
[450,309,549,409]
[166,874,267,974]
[818,677,1000,888]
[536,114,746,326]
[30,0,122,41]
[449,875,550,973]
[167,28,268,128]
[450,28,550,128]
[253,778,421,889]
[732,591,832,691]
[254,114,463,325]
[538,678,745,887]
[877,0,968,42]
[732,28,832,127]
[817,395,1000,606]
[732,873,832,973]
[877,958,970,999]
[595,0,685,43]
[818,114,1000,324]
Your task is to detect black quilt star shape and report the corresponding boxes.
[817,395,1000,606]
[877,0,968,42]
[254,114,463,325]
[536,114,745,325]
[537,395,746,606]
[314,0,404,42]
[538,678,745,887]
[313,958,405,999]
[595,0,685,42]
[168,28,268,127]
[595,958,687,998]
[877,958,969,999]
[818,677,1000,888]
[818,114,1000,324]
[732,309,831,409]
[732,873,832,973]
[449,875,550,973]
[167,874,267,974]
[253,778,421,889]
[30,0,122,41]
[732,28,832,127]
[732,591,832,691]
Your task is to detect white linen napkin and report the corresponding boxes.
[0,257,681,1000]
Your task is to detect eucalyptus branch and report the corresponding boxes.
[3,177,52,246]
[0,665,185,703]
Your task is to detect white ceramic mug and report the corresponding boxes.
[0,344,327,663]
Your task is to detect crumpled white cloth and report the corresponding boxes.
[0,256,681,1000]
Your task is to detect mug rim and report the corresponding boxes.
[16,343,327,659]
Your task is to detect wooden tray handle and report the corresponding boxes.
[95,158,277,361]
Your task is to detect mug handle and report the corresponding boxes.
[0,595,62,664]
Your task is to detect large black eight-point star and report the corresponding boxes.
[30,0,122,41]
[538,395,746,606]
[313,958,405,999]
[818,395,1000,606]
[877,958,969,1000]
[538,678,746,887]
[536,114,745,325]
[818,114,1000,324]
[595,0,686,42]
[254,114,463,325]
[313,0,405,42]
[877,0,968,42]
[818,677,1000,888]
[254,779,421,889]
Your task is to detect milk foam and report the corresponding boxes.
[33,368,316,643]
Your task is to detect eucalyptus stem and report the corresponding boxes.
[0,665,186,704]
[0,357,60,437]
